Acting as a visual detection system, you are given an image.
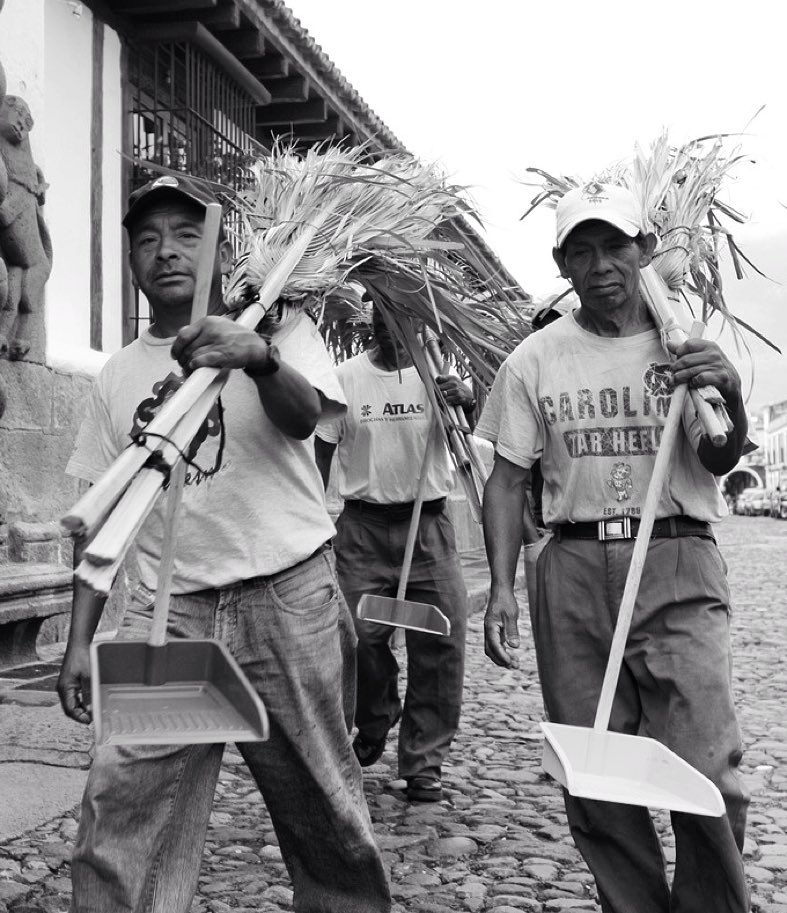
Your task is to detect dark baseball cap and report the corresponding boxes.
[123,174,221,229]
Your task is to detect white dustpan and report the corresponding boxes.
[541,724,724,815]
[540,321,725,817]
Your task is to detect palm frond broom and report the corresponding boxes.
[65,142,527,591]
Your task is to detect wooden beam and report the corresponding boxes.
[245,54,289,79]
[257,100,327,126]
[90,15,104,351]
[113,0,217,12]
[110,0,219,16]
[294,118,351,143]
[257,118,351,147]
[138,1,240,28]
[200,2,241,29]
[218,29,265,59]
[265,75,308,103]
[133,22,270,104]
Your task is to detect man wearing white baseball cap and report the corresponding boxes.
[477,182,750,912]
[554,181,645,248]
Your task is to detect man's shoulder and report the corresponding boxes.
[506,317,571,368]
[335,351,369,378]
[95,336,153,383]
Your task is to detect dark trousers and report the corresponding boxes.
[533,535,749,913]
[334,505,468,780]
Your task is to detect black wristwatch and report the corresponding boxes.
[244,344,281,378]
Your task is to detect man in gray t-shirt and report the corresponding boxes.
[478,183,750,913]
[58,177,391,913]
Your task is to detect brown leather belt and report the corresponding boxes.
[344,498,446,520]
[553,515,713,542]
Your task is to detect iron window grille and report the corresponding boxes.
[125,38,258,338]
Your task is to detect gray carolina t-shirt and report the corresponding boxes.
[476,312,727,525]
[67,312,345,593]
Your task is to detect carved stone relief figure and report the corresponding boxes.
[0,93,52,360]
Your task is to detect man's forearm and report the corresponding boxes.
[69,542,107,646]
[697,390,748,475]
[248,363,321,440]
[314,437,336,490]
[483,473,526,592]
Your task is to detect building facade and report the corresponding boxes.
[0,0,526,659]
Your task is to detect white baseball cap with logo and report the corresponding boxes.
[555,182,644,248]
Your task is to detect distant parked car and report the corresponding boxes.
[748,488,770,516]
[735,487,764,516]
[769,488,787,519]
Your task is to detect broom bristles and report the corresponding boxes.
[521,130,778,354]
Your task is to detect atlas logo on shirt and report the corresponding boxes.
[359,402,426,422]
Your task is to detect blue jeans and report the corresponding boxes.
[70,549,391,913]
[533,534,749,913]
[334,506,468,780]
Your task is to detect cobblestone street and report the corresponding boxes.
[1,515,786,913]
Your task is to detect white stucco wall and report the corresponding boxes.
[43,0,94,357]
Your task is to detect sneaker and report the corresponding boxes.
[352,710,402,768]
[406,776,443,802]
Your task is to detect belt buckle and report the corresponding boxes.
[598,517,632,541]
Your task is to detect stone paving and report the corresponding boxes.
[1,515,786,912]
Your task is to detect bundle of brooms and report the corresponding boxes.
[523,130,780,444]
[64,143,527,591]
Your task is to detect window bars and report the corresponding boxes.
[125,38,257,337]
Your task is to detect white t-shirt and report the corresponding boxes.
[316,352,454,503]
[476,312,727,524]
[67,313,345,593]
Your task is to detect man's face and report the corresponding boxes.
[371,307,407,362]
[554,221,650,312]
[128,197,226,309]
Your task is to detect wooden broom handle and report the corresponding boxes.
[421,328,488,483]
[191,203,223,321]
[147,205,221,647]
[640,265,728,446]
[397,418,440,601]
[593,320,705,733]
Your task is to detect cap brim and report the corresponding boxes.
[556,213,640,249]
[122,186,209,229]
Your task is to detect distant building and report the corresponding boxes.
[762,400,787,490]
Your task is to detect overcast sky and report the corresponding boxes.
[288,0,787,408]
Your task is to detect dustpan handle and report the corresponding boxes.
[397,417,440,601]
[148,461,187,646]
[593,320,705,733]
[147,204,222,648]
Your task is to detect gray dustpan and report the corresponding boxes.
[90,208,268,746]
[91,638,269,746]
[90,460,269,747]
[357,419,450,637]
[540,321,724,817]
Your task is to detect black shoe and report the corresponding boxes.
[406,776,443,802]
[352,710,402,768]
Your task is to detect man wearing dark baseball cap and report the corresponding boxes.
[122,174,222,229]
[478,182,750,911]
[59,175,392,913]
